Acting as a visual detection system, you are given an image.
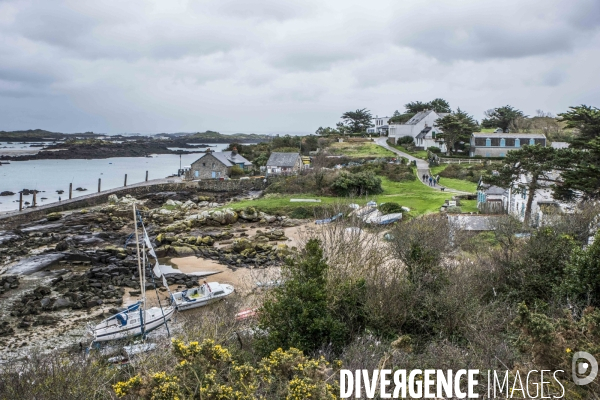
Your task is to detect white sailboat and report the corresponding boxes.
[171,281,234,311]
[89,203,174,343]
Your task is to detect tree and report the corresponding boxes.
[428,98,452,113]
[404,98,450,114]
[340,108,373,133]
[481,105,526,132]
[404,101,429,114]
[487,145,556,225]
[558,105,600,149]
[257,239,357,354]
[388,113,414,124]
[552,105,600,200]
[434,108,478,155]
[331,171,383,196]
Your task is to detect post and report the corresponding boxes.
[19,192,22,211]
[145,170,148,182]
[98,178,101,193]
[69,183,72,200]
[32,191,37,207]
[124,174,127,187]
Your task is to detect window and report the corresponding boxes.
[202,163,206,166]
[212,163,215,168]
[485,138,491,147]
[499,153,505,157]
[515,139,520,147]
[529,138,535,145]
[431,131,436,139]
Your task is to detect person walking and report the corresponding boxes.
[428,177,433,186]
[422,174,426,182]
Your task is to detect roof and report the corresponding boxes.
[405,110,433,125]
[472,132,547,139]
[416,126,432,139]
[193,151,252,167]
[482,185,506,196]
[266,152,301,167]
[551,142,569,149]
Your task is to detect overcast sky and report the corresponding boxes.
[0,0,599,134]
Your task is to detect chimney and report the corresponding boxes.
[232,147,238,156]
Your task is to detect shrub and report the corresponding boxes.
[428,146,442,154]
[257,239,363,355]
[379,202,404,214]
[331,171,383,196]
[397,136,415,146]
[229,165,244,178]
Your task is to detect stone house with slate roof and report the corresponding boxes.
[265,152,303,175]
[189,148,252,179]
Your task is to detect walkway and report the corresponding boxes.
[375,137,471,195]
[0,176,184,221]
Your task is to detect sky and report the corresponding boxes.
[0,0,599,135]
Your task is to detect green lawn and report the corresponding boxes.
[226,172,472,217]
[461,199,478,213]
[389,144,428,159]
[327,142,395,158]
[428,164,477,193]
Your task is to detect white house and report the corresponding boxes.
[388,110,448,151]
[366,115,390,135]
[477,172,574,226]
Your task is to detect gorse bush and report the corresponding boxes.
[113,339,339,399]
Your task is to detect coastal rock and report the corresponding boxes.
[0,191,15,196]
[46,212,63,221]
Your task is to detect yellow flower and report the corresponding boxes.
[566,348,572,353]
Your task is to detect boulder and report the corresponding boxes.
[171,246,196,257]
[53,297,73,310]
[46,212,63,221]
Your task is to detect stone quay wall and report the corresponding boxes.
[0,177,278,225]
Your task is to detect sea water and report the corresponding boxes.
[0,143,235,212]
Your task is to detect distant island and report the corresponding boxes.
[155,130,271,143]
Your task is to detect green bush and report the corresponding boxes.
[229,165,244,178]
[331,171,383,196]
[397,135,415,146]
[257,239,363,354]
[379,202,404,214]
[428,146,442,154]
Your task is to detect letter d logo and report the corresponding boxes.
[572,351,598,385]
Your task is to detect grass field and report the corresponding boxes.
[389,144,428,159]
[327,142,395,158]
[227,171,470,217]
[429,164,478,193]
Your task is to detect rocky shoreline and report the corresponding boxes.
[0,188,301,357]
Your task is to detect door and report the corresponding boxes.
[194,171,199,178]
[211,171,216,178]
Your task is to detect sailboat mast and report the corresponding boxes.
[133,203,146,336]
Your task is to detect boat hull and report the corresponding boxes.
[92,306,175,342]
[172,284,234,311]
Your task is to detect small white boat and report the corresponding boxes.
[171,281,234,311]
[90,302,175,342]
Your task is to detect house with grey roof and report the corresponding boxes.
[469,132,547,157]
[266,152,303,175]
[387,110,448,152]
[189,148,252,179]
[367,115,390,135]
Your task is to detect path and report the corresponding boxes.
[375,137,471,194]
[0,176,184,220]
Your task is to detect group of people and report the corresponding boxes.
[422,174,440,187]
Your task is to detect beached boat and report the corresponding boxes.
[170,281,234,311]
[89,203,174,343]
[92,303,174,342]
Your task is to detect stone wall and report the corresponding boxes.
[0,177,282,226]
